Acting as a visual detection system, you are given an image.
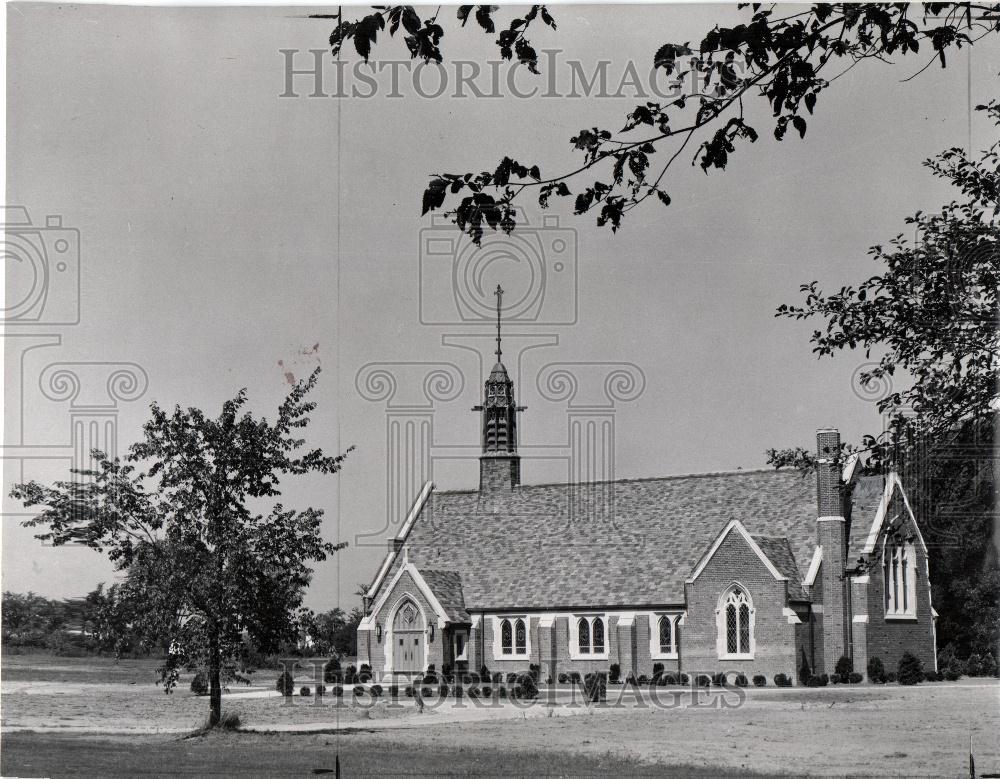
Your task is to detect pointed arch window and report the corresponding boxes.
[501,619,513,654]
[648,613,681,659]
[659,616,673,654]
[573,615,607,657]
[592,617,605,653]
[884,541,917,618]
[496,617,529,656]
[717,585,755,659]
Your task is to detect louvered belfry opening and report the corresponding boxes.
[482,363,518,453]
[473,284,525,495]
[475,361,524,494]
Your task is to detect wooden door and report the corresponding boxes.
[392,600,424,673]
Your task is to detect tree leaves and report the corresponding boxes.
[775,101,1000,460]
[9,369,352,710]
[475,5,496,34]
[697,117,758,171]
[770,107,1000,663]
[792,115,807,138]
[653,42,692,75]
[328,4,999,241]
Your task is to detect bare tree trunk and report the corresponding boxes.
[209,630,222,727]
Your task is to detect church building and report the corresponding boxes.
[356,292,938,684]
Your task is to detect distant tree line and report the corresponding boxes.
[2,587,362,662]
[1,586,144,656]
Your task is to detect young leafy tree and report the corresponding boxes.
[317,3,999,242]
[10,369,351,727]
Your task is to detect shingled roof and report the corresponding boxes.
[752,535,807,600]
[419,569,470,623]
[375,468,820,611]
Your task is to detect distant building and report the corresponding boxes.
[357,294,937,683]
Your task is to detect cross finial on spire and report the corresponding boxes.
[494,284,504,364]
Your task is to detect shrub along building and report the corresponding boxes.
[356,295,938,684]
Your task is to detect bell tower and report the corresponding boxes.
[473,285,525,494]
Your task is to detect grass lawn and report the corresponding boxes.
[0,652,168,685]
[4,654,999,776]
[0,731,766,778]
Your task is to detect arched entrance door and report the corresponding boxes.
[392,599,425,674]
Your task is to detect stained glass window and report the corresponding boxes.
[514,619,526,653]
[578,618,591,653]
[722,587,752,656]
[659,616,672,654]
[592,617,605,652]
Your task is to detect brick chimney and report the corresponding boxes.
[815,428,848,674]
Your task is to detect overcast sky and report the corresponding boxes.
[4,3,997,612]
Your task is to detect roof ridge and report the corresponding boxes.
[523,467,782,488]
[434,467,796,495]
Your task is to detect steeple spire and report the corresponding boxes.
[472,283,526,493]
[494,284,503,365]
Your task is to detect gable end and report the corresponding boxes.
[687,519,788,584]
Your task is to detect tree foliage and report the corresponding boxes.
[292,605,363,657]
[10,369,351,727]
[1,585,156,656]
[770,100,998,470]
[320,3,999,242]
[2,591,70,648]
[767,102,999,660]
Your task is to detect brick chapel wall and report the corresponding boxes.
[367,570,443,681]
[638,614,681,677]
[478,614,684,679]
[860,492,937,673]
[480,615,541,674]
[683,530,798,681]
[356,628,371,668]
[479,615,622,677]
[431,612,686,680]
